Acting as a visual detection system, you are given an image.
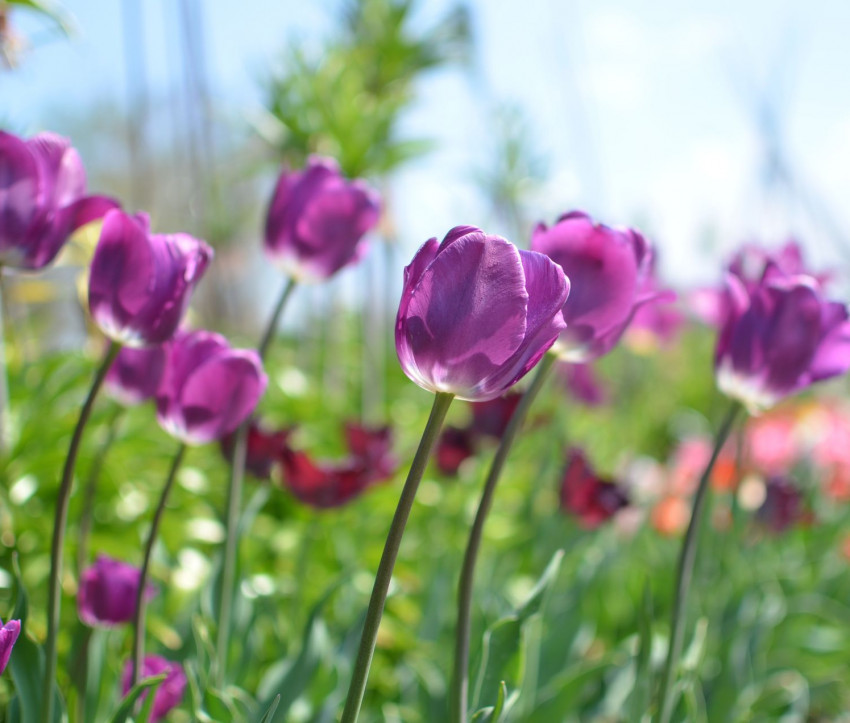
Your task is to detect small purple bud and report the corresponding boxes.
[121,655,186,722]
[395,226,569,401]
[104,344,168,406]
[531,211,671,362]
[264,156,381,281]
[156,330,268,445]
[88,210,212,347]
[78,555,155,627]
[0,130,117,270]
[0,618,21,674]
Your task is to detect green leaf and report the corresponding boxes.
[105,672,167,723]
[258,694,281,723]
[628,582,654,722]
[471,550,563,712]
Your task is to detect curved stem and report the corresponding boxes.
[131,443,187,686]
[215,276,297,684]
[76,405,125,578]
[42,341,121,723]
[449,354,556,723]
[656,401,742,723]
[341,392,454,723]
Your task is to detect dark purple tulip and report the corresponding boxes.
[469,392,522,439]
[435,426,476,476]
[559,448,629,529]
[121,655,186,722]
[156,330,267,445]
[220,420,294,480]
[531,211,671,362]
[757,476,804,533]
[396,226,569,401]
[716,266,850,413]
[0,618,20,674]
[104,344,168,406]
[265,156,381,281]
[88,210,212,347]
[78,555,155,627]
[562,362,608,406]
[0,130,117,270]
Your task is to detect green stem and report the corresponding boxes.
[76,406,125,578]
[340,391,454,723]
[656,401,742,723]
[449,354,556,723]
[131,443,187,686]
[215,277,297,685]
[42,341,121,723]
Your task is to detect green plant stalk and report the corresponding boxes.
[131,442,187,686]
[42,341,121,723]
[215,277,296,685]
[449,353,556,723]
[340,391,454,723]
[76,405,125,578]
[656,400,742,723]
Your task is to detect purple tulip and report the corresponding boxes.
[716,266,850,413]
[0,130,117,270]
[531,211,671,362]
[156,330,267,445]
[0,618,21,674]
[121,655,186,722]
[78,555,155,627]
[396,226,569,402]
[104,344,168,406]
[265,156,381,281]
[88,210,212,347]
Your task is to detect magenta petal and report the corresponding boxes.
[105,344,168,405]
[0,131,40,251]
[78,555,155,627]
[0,618,21,674]
[122,656,186,722]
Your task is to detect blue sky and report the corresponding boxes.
[4,0,850,285]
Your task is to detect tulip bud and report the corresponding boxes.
[78,555,155,627]
[104,344,168,406]
[0,618,20,674]
[121,656,186,722]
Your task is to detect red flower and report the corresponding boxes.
[435,426,476,475]
[469,392,522,439]
[559,449,629,528]
[220,421,294,480]
[280,424,396,508]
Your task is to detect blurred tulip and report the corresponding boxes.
[757,476,804,532]
[715,267,850,413]
[0,130,117,270]
[78,555,154,627]
[561,362,608,406]
[651,495,690,536]
[88,210,212,347]
[396,226,569,401]
[559,449,629,528]
[469,392,522,439]
[280,423,396,508]
[531,211,671,362]
[220,420,293,480]
[265,156,381,281]
[747,413,798,474]
[156,330,267,445]
[121,656,186,722]
[0,618,20,674]
[104,344,167,406]
[435,425,476,476]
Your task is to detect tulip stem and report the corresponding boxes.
[215,276,297,685]
[131,442,187,687]
[655,401,742,723]
[76,405,125,578]
[449,353,556,723]
[42,341,121,723]
[341,391,454,723]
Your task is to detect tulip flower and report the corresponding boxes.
[531,211,671,362]
[88,210,212,347]
[220,420,293,480]
[264,156,381,281]
[561,362,608,406]
[396,226,570,401]
[104,344,167,406]
[0,130,116,270]
[78,555,155,627]
[121,656,186,723]
[469,392,522,439]
[0,618,20,674]
[280,423,396,508]
[715,267,850,414]
[156,330,267,445]
[435,426,476,476]
[757,476,805,532]
[559,449,629,528]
